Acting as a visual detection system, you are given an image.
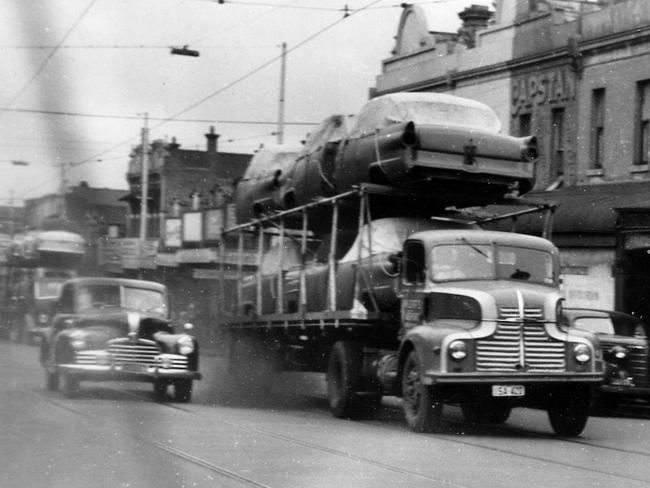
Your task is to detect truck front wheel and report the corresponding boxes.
[401,349,443,433]
[547,386,591,437]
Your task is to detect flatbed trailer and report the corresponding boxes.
[218,184,602,436]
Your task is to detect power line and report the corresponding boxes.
[0,107,317,125]
[154,0,384,128]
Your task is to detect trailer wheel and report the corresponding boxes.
[547,386,591,437]
[401,349,443,433]
[327,341,366,419]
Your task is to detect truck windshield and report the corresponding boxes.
[431,244,554,285]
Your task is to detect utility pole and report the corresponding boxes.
[138,113,150,272]
[277,42,287,145]
[60,162,69,221]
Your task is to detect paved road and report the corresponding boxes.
[2,340,650,488]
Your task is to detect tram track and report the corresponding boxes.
[18,375,650,488]
[79,384,650,486]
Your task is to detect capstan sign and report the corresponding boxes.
[511,68,575,115]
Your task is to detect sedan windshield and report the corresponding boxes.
[431,243,555,285]
[572,317,616,335]
[75,284,167,316]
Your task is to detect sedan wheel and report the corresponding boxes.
[46,370,59,392]
[61,373,80,399]
[173,380,193,402]
[153,380,168,401]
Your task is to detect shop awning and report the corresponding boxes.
[485,181,650,247]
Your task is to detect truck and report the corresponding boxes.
[218,184,603,437]
[0,230,86,342]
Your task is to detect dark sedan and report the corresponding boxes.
[564,308,649,411]
[40,277,201,402]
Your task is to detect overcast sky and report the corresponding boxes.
[0,0,491,203]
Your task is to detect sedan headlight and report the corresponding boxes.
[177,335,194,356]
[573,343,591,364]
[69,330,87,350]
[448,340,467,361]
[611,345,628,361]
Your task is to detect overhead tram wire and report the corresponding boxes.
[151,0,385,130]
[0,0,99,116]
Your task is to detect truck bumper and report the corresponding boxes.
[424,370,603,386]
[57,363,202,382]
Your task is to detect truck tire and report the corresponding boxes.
[401,349,443,432]
[547,386,591,437]
[327,341,368,419]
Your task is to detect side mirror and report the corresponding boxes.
[388,252,403,275]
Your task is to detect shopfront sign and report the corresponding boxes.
[511,68,575,115]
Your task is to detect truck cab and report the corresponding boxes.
[390,229,602,434]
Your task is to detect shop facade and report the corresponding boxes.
[373,0,650,316]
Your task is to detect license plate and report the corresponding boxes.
[492,385,525,397]
[117,363,147,373]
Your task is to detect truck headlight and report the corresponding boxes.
[177,335,194,356]
[448,340,467,361]
[573,344,591,364]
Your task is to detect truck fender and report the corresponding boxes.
[396,325,444,388]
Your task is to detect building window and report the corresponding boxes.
[551,108,565,179]
[518,113,531,137]
[590,88,605,169]
[636,81,650,165]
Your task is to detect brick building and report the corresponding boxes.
[119,127,252,347]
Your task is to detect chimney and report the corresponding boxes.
[458,4,493,48]
[205,126,219,154]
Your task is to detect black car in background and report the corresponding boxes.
[564,308,649,412]
[40,277,201,401]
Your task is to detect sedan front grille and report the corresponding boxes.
[108,341,160,365]
[476,315,566,372]
[600,339,649,387]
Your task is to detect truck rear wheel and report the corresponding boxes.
[327,341,372,419]
[547,387,591,437]
[401,349,443,432]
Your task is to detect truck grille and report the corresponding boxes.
[476,307,565,372]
